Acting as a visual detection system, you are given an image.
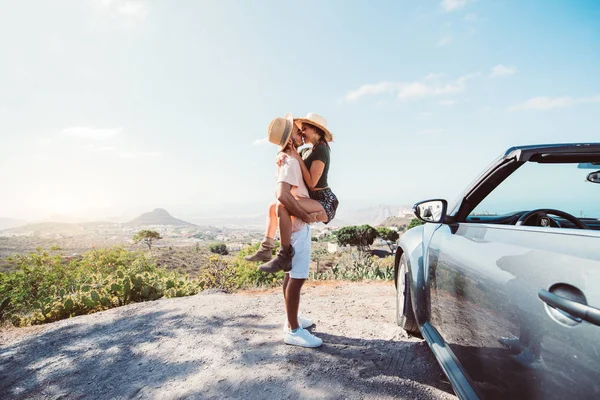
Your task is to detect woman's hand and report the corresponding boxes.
[289,150,302,162]
[306,212,320,224]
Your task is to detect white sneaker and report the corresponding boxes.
[284,327,323,348]
[282,314,314,333]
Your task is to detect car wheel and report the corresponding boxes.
[396,253,419,335]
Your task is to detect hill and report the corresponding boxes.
[377,215,415,229]
[0,221,120,236]
[333,204,413,227]
[0,218,27,231]
[126,208,195,227]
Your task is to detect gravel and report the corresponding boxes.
[0,282,456,400]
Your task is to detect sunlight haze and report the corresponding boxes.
[1,0,599,222]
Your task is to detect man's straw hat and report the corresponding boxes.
[267,113,295,148]
[294,113,334,142]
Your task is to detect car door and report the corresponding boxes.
[426,161,600,400]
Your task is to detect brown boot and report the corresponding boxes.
[259,246,295,273]
[244,242,274,262]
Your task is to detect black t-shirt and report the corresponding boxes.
[300,144,330,189]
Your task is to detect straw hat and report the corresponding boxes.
[267,113,295,148]
[294,113,334,142]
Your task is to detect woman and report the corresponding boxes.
[245,113,339,265]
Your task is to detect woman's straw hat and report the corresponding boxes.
[267,113,295,148]
[294,113,333,142]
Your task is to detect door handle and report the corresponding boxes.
[539,289,600,327]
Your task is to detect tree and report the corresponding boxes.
[376,227,400,253]
[132,230,162,250]
[406,218,425,231]
[336,225,378,252]
[209,243,228,255]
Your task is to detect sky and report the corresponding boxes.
[1,0,599,221]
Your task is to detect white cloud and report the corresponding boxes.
[438,36,453,46]
[117,1,148,17]
[464,13,478,22]
[419,129,444,136]
[94,0,148,28]
[424,73,446,81]
[253,137,269,146]
[63,126,123,140]
[441,0,471,12]
[439,99,457,106]
[344,81,399,102]
[345,73,479,102]
[510,95,600,111]
[490,65,516,78]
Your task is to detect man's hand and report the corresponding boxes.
[276,152,288,167]
[277,182,312,222]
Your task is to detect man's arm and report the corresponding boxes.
[276,182,313,223]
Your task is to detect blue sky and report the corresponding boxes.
[0,0,599,221]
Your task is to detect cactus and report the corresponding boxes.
[64,299,74,311]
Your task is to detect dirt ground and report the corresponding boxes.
[0,282,456,400]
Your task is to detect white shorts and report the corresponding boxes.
[287,224,311,279]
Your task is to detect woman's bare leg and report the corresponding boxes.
[277,198,326,249]
[276,201,293,248]
[296,198,328,223]
[244,201,277,262]
[265,201,277,239]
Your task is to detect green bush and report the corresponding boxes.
[0,247,202,327]
[312,252,394,282]
[0,241,397,328]
[209,243,228,255]
[406,218,425,230]
[198,255,237,292]
[233,243,284,288]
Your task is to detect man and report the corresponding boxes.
[260,114,322,348]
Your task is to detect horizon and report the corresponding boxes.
[1,1,599,222]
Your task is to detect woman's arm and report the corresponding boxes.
[292,150,325,190]
[299,159,324,190]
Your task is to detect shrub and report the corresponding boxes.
[198,256,236,292]
[312,252,394,282]
[0,247,201,327]
[209,243,228,255]
[406,218,425,230]
[234,243,284,288]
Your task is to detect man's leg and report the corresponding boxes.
[282,226,321,347]
[285,278,305,331]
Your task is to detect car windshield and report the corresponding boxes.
[470,162,600,219]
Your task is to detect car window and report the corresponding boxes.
[470,162,600,218]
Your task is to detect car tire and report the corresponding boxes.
[396,253,419,335]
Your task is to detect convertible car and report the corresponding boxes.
[395,143,600,400]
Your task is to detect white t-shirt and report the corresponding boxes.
[277,156,309,232]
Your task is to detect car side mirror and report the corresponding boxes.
[586,171,600,184]
[413,199,448,224]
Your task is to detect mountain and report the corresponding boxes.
[0,218,27,230]
[126,208,195,227]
